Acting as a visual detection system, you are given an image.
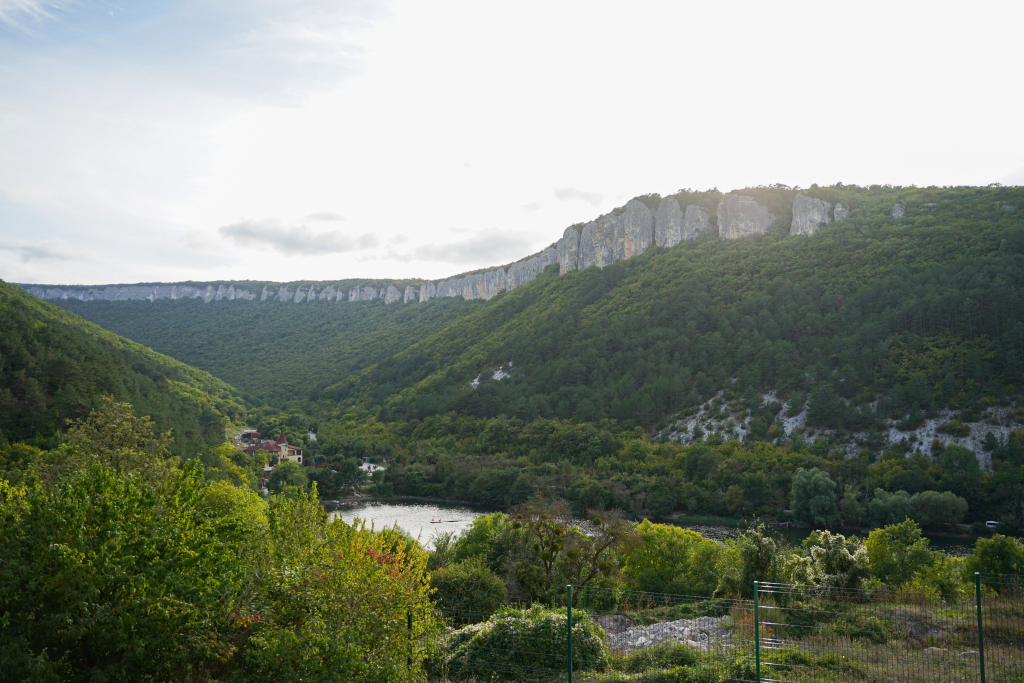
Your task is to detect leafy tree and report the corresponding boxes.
[963,534,1024,577]
[868,488,917,527]
[507,500,638,604]
[911,490,968,528]
[715,525,787,598]
[267,460,308,494]
[791,467,840,527]
[864,518,933,584]
[620,520,722,596]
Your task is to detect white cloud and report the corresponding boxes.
[2,0,1024,286]
[0,238,76,262]
[385,230,543,266]
[218,218,379,256]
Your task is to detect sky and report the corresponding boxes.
[1,0,1023,286]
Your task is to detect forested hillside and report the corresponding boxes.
[58,295,481,402]
[0,280,246,457]
[48,184,1024,528]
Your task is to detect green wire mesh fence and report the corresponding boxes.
[421,575,1024,683]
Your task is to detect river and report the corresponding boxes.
[330,501,983,556]
[330,500,496,549]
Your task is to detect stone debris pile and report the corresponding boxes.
[596,615,733,654]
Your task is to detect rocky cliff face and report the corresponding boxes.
[891,203,906,222]
[558,226,581,274]
[18,188,867,309]
[619,200,654,261]
[717,194,775,239]
[790,193,832,236]
[654,198,710,246]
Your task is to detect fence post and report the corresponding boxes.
[407,610,412,670]
[754,581,761,683]
[975,573,986,683]
[567,585,573,683]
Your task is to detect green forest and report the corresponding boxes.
[3,183,1024,681]
[0,281,245,459]
[51,183,1024,529]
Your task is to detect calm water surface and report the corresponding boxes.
[330,501,494,549]
[329,502,984,556]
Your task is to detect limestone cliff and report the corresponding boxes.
[717,194,775,239]
[790,193,832,236]
[558,226,581,274]
[16,186,878,309]
[578,213,620,269]
[618,199,654,261]
[891,203,906,222]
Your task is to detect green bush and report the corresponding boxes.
[964,534,1024,578]
[621,520,722,596]
[790,530,869,591]
[430,557,507,621]
[610,642,697,673]
[429,604,607,681]
[939,421,971,437]
[865,518,933,585]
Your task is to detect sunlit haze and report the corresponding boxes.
[2,0,1022,285]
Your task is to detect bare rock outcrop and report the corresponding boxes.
[682,205,711,239]
[508,247,557,290]
[419,282,436,303]
[790,193,832,236]
[383,285,402,304]
[579,213,620,269]
[403,285,419,303]
[618,199,654,261]
[558,226,582,274]
[834,203,849,221]
[655,197,708,247]
[717,194,775,239]
[891,203,906,222]
[655,197,682,247]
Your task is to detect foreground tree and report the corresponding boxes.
[507,500,638,604]
[0,400,438,682]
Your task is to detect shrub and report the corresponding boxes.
[939,421,971,437]
[621,521,722,596]
[964,534,1024,578]
[430,605,607,681]
[610,642,697,673]
[790,530,869,591]
[715,525,789,598]
[911,553,968,602]
[865,518,933,585]
[430,557,507,621]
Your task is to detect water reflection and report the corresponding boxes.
[330,501,494,549]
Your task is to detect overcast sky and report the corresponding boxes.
[2,0,1022,286]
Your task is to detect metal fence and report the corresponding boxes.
[421,573,1024,683]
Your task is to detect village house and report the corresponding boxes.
[241,430,303,464]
